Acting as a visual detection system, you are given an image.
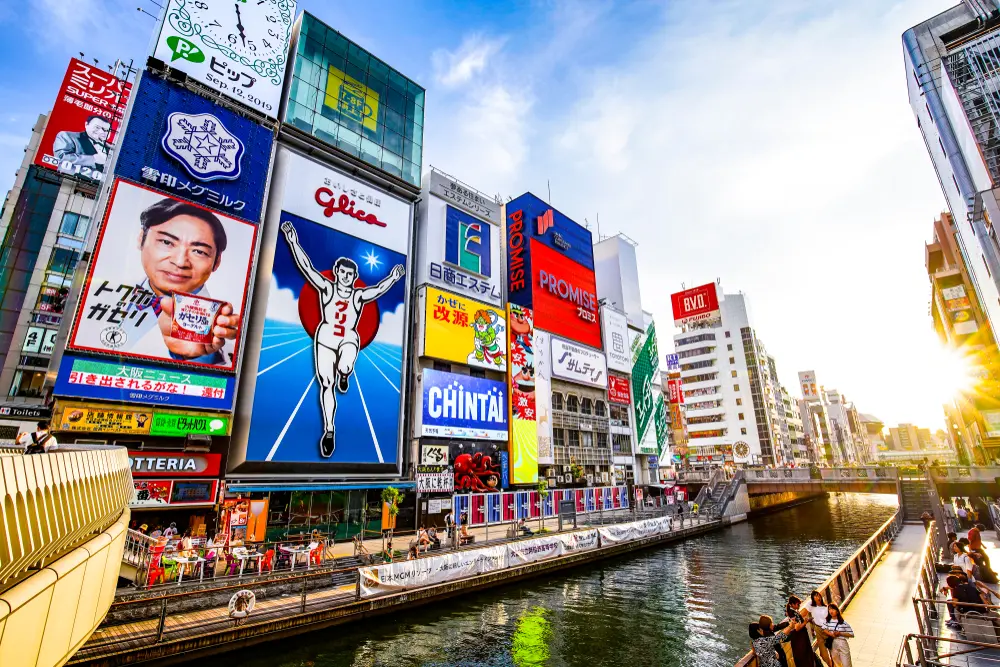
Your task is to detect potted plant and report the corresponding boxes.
[536,478,549,533]
[380,486,403,561]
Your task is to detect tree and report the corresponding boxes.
[380,486,403,561]
[536,478,550,532]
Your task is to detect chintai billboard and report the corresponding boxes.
[228,147,414,475]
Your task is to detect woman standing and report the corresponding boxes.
[808,591,833,667]
[784,595,819,666]
[823,603,855,667]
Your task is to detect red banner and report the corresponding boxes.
[608,374,631,404]
[530,239,602,348]
[671,283,720,327]
[34,58,131,183]
[667,378,684,405]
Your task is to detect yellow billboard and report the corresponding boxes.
[56,404,152,434]
[325,66,380,133]
[424,287,507,371]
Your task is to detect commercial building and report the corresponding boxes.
[797,371,871,465]
[904,5,1000,395]
[926,211,1000,463]
[670,284,794,467]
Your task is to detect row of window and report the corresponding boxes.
[687,414,724,425]
[552,392,607,417]
[677,346,714,359]
[681,359,715,371]
[683,373,718,384]
[688,429,727,439]
[686,399,724,410]
[552,429,609,448]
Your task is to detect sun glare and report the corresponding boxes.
[926,345,978,405]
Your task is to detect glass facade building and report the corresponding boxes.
[284,12,425,186]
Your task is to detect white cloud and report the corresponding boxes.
[266,280,302,325]
[375,303,406,345]
[433,34,506,88]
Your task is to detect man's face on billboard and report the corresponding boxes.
[334,263,357,288]
[85,117,112,145]
[139,215,220,296]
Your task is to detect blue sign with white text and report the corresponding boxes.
[53,353,235,411]
[421,368,508,441]
[114,73,274,222]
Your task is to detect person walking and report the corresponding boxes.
[17,420,58,454]
[750,615,794,667]
[444,511,455,539]
[675,501,684,528]
[823,603,854,667]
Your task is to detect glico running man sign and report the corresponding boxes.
[233,148,412,474]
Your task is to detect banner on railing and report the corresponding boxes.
[359,545,508,598]
[557,529,599,553]
[507,534,564,566]
[598,517,671,544]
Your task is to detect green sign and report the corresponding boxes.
[632,321,659,443]
[150,413,229,437]
[654,398,669,455]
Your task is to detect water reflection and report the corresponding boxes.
[232,494,897,667]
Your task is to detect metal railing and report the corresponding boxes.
[736,508,904,666]
[73,507,718,663]
[0,445,133,592]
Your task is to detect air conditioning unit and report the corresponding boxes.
[586,474,594,484]
[600,471,610,483]
[562,465,571,473]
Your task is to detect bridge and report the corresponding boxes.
[0,445,133,667]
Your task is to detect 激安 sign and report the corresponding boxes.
[416,465,454,493]
[150,413,229,437]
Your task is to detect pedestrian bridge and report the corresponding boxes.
[0,445,133,667]
[742,467,901,494]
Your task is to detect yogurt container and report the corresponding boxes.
[170,292,225,343]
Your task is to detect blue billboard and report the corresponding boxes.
[420,369,508,441]
[506,192,594,273]
[53,354,235,411]
[114,74,274,222]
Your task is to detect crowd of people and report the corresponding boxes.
[749,593,854,667]
[938,522,1000,632]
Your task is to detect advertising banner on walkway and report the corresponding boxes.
[630,321,659,444]
[66,179,257,371]
[359,544,508,598]
[507,534,564,567]
[236,148,412,472]
[35,57,131,183]
[556,529,600,553]
[421,287,507,370]
[508,304,538,484]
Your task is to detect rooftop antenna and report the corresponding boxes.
[137,6,158,19]
[596,212,600,240]
[547,179,551,203]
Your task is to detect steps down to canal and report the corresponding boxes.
[900,478,934,522]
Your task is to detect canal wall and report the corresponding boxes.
[72,518,728,666]
[748,489,827,515]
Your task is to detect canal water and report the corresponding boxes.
[233,494,897,667]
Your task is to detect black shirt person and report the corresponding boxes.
[53,115,111,172]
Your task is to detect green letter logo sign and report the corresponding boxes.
[166,36,205,63]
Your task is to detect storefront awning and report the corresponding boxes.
[225,481,417,493]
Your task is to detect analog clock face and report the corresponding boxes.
[187,0,291,62]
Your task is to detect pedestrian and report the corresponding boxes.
[808,590,833,667]
[444,510,455,539]
[957,501,970,530]
[427,526,441,549]
[920,511,933,531]
[518,518,534,537]
[750,615,794,667]
[784,595,820,666]
[17,420,58,454]
[969,523,984,552]
[953,541,977,582]
[163,522,178,539]
[941,574,993,629]
[823,603,854,667]
[675,501,684,528]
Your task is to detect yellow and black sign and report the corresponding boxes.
[57,405,152,434]
[54,401,232,437]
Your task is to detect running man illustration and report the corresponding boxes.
[470,309,506,367]
[281,221,406,457]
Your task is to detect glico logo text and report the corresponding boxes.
[314,188,386,227]
[538,269,597,322]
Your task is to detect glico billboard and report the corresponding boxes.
[506,193,600,349]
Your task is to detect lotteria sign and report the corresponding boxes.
[420,368,508,441]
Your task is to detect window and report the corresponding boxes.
[727,344,733,351]
[58,212,90,238]
[676,333,715,346]
[552,392,564,411]
[926,102,933,123]
[566,395,579,413]
[595,400,606,417]
[433,361,450,372]
[470,368,486,379]
[985,254,993,279]
[553,428,565,448]
[736,398,743,406]
[741,428,748,435]
[731,370,738,378]
[738,413,745,420]
[729,357,735,364]
[954,174,961,195]
[568,430,580,447]
[597,432,608,448]
[581,398,593,415]
[734,384,740,391]
[938,136,946,157]
[581,432,594,447]
[725,331,731,338]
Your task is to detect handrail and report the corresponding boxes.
[0,446,133,592]
[736,508,903,666]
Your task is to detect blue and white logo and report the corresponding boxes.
[161,112,245,181]
[421,369,508,441]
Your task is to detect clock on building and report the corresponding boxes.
[153,0,296,117]
[734,441,750,458]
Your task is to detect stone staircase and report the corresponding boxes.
[900,477,934,522]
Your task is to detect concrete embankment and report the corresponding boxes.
[72,517,726,666]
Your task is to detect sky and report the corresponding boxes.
[0,0,961,428]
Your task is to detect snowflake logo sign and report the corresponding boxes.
[161,112,245,182]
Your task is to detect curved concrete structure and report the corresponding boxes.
[0,447,132,667]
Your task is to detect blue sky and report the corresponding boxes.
[0,0,961,427]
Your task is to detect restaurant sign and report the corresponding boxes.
[56,401,232,437]
[129,451,222,477]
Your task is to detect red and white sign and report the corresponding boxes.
[608,374,631,404]
[667,378,684,405]
[671,283,720,327]
[35,58,131,184]
[132,479,219,507]
[530,239,601,348]
[129,451,222,477]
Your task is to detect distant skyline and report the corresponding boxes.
[0,0,959,427]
